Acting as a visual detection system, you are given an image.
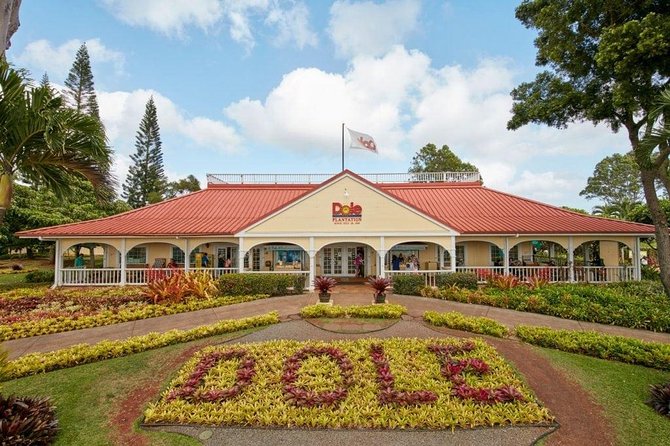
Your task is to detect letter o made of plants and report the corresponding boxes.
[166,349,256,403]
[281,346,353,408]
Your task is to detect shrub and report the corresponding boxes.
[5,312,280,380]
[11,264,23,271]
[24,270,54,283]
[435,272,478,290]
[515,325,670,370]
[488,274,521,290]
[423,311,510,338]
[218,273,305,296]
[648,382,670,417]
[300,304,406,319]
[641,265,661,281]
[368,276,391,294]
[391,274,425,295]
[0,395,58,445]
[314,276,337,294]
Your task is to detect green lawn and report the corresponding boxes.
[0,272,30,284]
[535,347,670,446]
[1,329,258,446]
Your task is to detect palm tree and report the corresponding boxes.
[0,60,115,222]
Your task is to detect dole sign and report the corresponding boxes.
[332,202,362,224]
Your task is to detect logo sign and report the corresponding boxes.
[332,202,362,224]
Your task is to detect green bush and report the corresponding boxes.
[5,312,280,380]
[641,265,661,281]
[300,304,406,319]
[391,274,425,295]
[423,311,510,338]
[435,272,479,290]
[24,270,54,283]
[218,273,305,296]
[515,325,670,370]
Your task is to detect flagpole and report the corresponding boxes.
[341,123,345,171]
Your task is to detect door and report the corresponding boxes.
[321,245,363,277]
[216,246,238,268]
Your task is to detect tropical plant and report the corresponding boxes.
[648,382,670,417]
[368,276,391,295]
[313,276,337,295]
[0,395,59,444]
[0,60,114,223]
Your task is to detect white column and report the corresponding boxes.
[568,236,574,283]
[308,237,316,291]
[54,239,61,287]
[633,237,641,281]
[238,237,245,273]
[102,245,108,268]
[504,237,510,276]
[120,238,127,286]
[378,250,387,277]
[184,239,190,273]
[450,235,456,273]
[438,246,444,270]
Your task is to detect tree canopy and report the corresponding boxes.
[165,175,201,199]
[122,97,167,208]
[63,43,100,119]
[408,143,479,174]
[507,0,670,294]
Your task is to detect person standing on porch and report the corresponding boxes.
[74,254,85,268]
[354,253,363,277]
[202,252,209,268]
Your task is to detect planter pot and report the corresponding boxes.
[374,293,386,304]
[318,292,331,303]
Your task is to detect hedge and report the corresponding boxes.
[391,274,425,295]
[423,311,510,338]
[4,312,280,380]
[515,325,670,370]
[435,272,479,290]
[24,270,55,284]
[300,304,407,319]
[218,273,305,296]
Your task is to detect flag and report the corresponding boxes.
[347,128,378,153]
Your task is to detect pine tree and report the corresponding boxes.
[122,97,167,208]
[63,43,100,119]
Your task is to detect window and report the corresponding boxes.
[126,247,147,265]
[171,247,199,265]
[509,246,519,261]
[443,245,465,267]
[490,245,504,265]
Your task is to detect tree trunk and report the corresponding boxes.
[0,172,13,224]
[0,0,21,56]
[639,166,670,295]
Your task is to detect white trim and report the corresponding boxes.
[235,231,456,238]
[237,173,460,235]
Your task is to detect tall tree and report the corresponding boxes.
[123,97,167,208]
[580,152,644,219]
[0,0,21,57]
[63,43,100,119]
[507,1,670,294]
[0,60,114,223]
[165,174,201,199]
[409,143,479,174]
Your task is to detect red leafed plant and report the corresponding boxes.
[166,349,256,403]
[281,346,353,408]
[313,276,337,294]
[648,381,670,417]
[526,275,549,290]
[367,276,391,294]
[369,344,438,406]
[488,274,521,290]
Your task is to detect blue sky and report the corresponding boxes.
[8,0,627,209]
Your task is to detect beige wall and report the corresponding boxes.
[599,241,620,266]
[246,175,452,235]
[461,241,493,266]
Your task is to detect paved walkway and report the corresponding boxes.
[4,285,670,359]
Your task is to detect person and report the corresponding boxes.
[641,256,648,266]
[354,254,363,277]
[167,258,178,268]
[398,253,405,269]
[225,257,232,268]
[201,252,209,268]
[74,253,85,268]
[391,255,400,271]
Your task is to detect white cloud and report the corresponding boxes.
[102,0,317,50]
[15,38,125,79]
[101,0,223,35]
[504,170,585,204]
[328,0,421,58]
[98,89,242,155]
[225,46,430,160]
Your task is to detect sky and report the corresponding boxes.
[8,0,629,210]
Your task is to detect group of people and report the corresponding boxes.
[391,253,419,271]
[166,253,233,269]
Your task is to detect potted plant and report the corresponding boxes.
[314,276,337,303]
[368,276,391,304]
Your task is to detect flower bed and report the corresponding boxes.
[4,312,280,380]
[423,311,510,338]
[300,304,406,319]
[419,282,670,332]
[515,325,670,370]
[0,286,270,341]
[145,338,551,429]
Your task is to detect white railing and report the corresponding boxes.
[60,267,309,286]
[386,270,442,287]
[206,171,482,185]
[455,267,506,283]
[573,266,635,283]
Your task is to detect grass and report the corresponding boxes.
[0,329,259,446]
[535,347,670,446]
[0,272,30,284]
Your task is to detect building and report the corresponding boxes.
[18,170,655,288]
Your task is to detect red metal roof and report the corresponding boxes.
[18,172,655,238]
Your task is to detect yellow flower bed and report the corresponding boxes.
[145,337,552,429]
